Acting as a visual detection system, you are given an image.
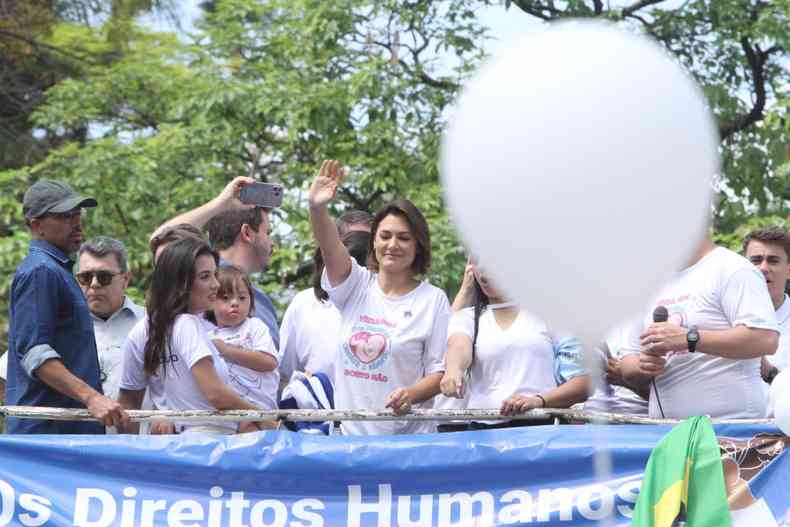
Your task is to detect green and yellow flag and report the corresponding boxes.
[632,416,731,527]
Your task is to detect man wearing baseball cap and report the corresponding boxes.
[5,179,128,434]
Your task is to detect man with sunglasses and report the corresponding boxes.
[5,180,128,434]
[76,237,145,410]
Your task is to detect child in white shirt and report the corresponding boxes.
[206,266,281,410]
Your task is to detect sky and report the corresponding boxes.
[149,0,532,57]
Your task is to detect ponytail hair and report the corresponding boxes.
[470,276,489,368]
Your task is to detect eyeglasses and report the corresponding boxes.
[76,270,121,287]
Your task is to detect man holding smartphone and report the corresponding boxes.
[151,177,281,348]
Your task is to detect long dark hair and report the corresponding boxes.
[312,230,371,301]
[144,237,218,376]
[470,276,489,368]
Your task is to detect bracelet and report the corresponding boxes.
[534,394,546,408]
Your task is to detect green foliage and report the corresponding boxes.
[713,215,789,254]
[508,0,790,229]
[1,0,788,344]
[0,0,487,336]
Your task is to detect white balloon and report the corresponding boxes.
[441,21,718,342]
[768,369,790,417]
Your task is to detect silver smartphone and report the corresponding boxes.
[239,182,284,208]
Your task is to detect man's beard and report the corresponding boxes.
[252,241,271,272]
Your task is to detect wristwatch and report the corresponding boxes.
[686,326,699,353]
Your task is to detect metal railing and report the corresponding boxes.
[0,405,776,426]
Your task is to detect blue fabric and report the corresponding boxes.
[279,372,335,435]
[553,335,586,384]
[251,284,280,350]
[6,240,104,434]
[0,425,785,526]
[219,259,279,350]
[304,372,334,409]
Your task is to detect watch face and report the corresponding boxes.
[687,327,700,348]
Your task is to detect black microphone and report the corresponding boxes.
[650,305,668,418]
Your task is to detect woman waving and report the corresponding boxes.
[309,160,450,435]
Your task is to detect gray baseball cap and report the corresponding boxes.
[23,180,97,220]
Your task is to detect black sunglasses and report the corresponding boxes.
[76,270,121,287]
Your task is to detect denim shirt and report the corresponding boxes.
[6,240,104,434]
[219,259,280,350]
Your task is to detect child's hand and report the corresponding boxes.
[212,339,227,354]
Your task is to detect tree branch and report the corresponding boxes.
[370,37,459,91]
[718,37,770,141]
[114,203,130,235]
[508,1,553,21]
[0,29,98,65]
[592,0,604,15]
[622,0,667,17]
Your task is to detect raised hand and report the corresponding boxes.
[215,176,256,211]
[308,160,345,209]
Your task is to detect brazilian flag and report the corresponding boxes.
[632,416,731,527]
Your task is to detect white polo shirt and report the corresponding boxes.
[93,297,145,400]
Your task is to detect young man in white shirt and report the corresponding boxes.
[742,226,790,380]
[621,233,779,419]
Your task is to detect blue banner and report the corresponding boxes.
[0,424,787,526]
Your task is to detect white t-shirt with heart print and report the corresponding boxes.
[323,258,450,436]
[623,247,779,419]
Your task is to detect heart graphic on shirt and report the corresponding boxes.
[349,331,387,364]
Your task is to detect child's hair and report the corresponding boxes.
[205,265,256,325]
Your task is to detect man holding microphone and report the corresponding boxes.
[621,233,779,419]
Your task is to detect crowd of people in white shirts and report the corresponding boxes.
[3,160,789,436]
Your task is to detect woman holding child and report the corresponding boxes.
[124,237,274,434]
